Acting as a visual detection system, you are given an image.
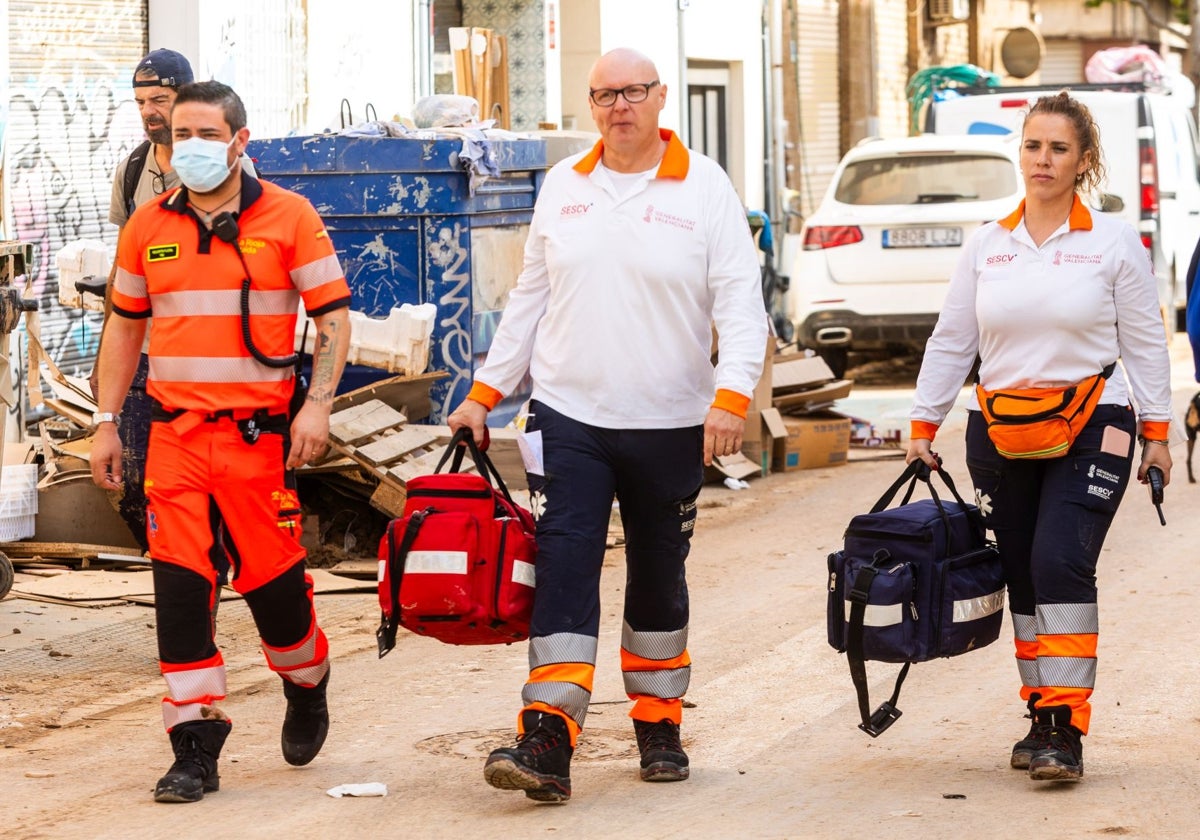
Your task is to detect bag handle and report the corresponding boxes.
[870,459,983,545]
[845,549,910,736]
[376,509,431,658]
[435,427,521,511]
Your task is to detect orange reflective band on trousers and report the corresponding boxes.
[161,651,227,730]
[1013,603,1099,734]
[261,588,330,688]
[620,647,691,724]
[145,419,305,593]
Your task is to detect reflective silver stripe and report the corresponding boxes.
[512,559,535,588]
[263,631,319,670]
[162,664,226,703]
[1039,656,1097,689]
[623,666,691,699]
[1016,656,1039,688]
[953,588,1005,623]
[162,699,218,730]
[1011,612,1037,642]
[290,253,343,292]
[1037,602,1099,635]
[845,599,903,628]
[151,288,299,318]
[621,622,687,660]
[528,632,598,670]
[114,266,146,298]
[403,550,469,575]
[280,660,329,688]
[149,356,294,383]
[522,680,591,726]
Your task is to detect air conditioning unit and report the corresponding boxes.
[928,0,970,24]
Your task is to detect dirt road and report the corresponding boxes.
[2,341,1198,839]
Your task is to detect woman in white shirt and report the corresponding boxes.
[907,91,1173,782]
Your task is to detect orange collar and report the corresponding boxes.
[998,194,1093,232]
[572,129,689,179]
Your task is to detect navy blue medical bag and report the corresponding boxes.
[827,460,1004,736]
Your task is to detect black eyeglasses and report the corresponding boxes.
[589,81,660,107]
[150,169,166,195]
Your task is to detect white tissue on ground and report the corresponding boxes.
[326,782,388,798]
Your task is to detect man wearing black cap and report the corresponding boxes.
[94,49,253,555]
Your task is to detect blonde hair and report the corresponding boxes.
[1024,90,1107,193]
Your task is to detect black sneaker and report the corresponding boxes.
[634,719,689,782]
[154,720,231,803]
[281,670,330,767]
[484,711,573,802]
[1027,705,1084,781]
[1011,696,1051,770]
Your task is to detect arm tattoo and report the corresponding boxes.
[305,321,339,406]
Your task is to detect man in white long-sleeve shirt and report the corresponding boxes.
[448,47,767,804]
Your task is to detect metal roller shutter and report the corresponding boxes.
[4,0,148,385]
[795,0,840,218]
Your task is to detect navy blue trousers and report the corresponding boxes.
[524,400,704,639]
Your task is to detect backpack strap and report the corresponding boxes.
[845,548,910,737]
[375,508,432,658]
[123,140,152,219]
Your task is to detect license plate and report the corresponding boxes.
[882,227,963,248]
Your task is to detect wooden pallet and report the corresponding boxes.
[327,399,476,516]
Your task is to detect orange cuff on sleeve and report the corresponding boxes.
[713,389,751,419]
[1140,420,1169,441]
[911,420,940,443]
[466,381,504,411]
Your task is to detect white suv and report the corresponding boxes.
[781,134,1023,376]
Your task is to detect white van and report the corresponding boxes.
[927,82,1200,328]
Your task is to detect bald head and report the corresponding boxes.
[588,48,659,88]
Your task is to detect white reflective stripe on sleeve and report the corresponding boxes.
[114,266,146,298]
[953,589,1006,623]
[377,559,386,582]
[846,600,903,628]
[512,559,535,588]
[403,551,469,574]
[290,253,343,292]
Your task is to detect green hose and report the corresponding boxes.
[906,64,1001,134]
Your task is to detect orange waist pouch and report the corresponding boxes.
[975,363,1114,460]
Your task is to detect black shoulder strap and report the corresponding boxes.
[845,550,910,737]
[123,140,152,219]
[375,509,431,658]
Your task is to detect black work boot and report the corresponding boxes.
[1011,695,1051,770]
[1027,705,1084,781]
[484,711,573,802]
[281,669,329,766]
[633,718,690,782]
[153,720,231,803]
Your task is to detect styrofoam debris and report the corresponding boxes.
[325,782,388,798]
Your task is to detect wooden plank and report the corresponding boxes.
[357,426,439,467]
[368,481,407,519]
[329,400,408,445]
[332,371,446,422]
[0,541,145,559]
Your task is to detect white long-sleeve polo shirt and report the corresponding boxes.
[911,196,1173,440]
[469,130,768,429]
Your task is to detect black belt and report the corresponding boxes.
[151,402,289,442]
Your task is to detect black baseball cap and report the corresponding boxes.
[132,49,194,88]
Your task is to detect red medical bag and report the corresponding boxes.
[376,429,536,651]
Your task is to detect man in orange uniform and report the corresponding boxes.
[90,81,351,803]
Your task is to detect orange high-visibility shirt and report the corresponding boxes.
[113,172,351,415]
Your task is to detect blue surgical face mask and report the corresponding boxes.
[172,136,236,193]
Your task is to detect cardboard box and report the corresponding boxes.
[772,411,852,472]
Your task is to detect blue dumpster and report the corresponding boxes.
[246,134,546,424]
